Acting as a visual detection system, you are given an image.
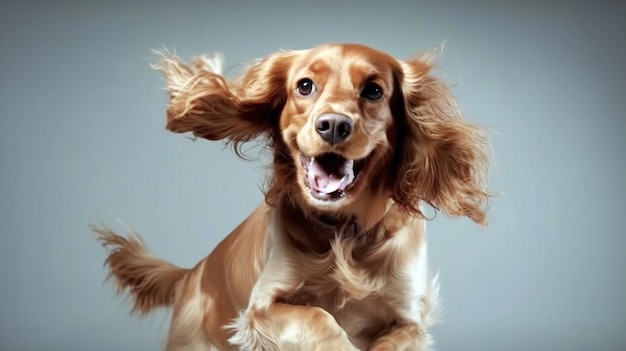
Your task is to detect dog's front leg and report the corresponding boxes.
[227,205,359,351]
[368,322,428,351]
[229,302,358,351]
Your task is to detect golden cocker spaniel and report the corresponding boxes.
[95,43,490,351]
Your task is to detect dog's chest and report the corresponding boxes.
[280,262,411,347]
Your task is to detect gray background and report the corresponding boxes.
[1,0,624,350]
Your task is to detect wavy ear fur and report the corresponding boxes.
[153,50,296,153]
[393,54,490,225]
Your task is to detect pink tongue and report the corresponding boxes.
[308,157,355,194]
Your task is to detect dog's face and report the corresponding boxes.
[278,44,400,210]
[159,43,490,225]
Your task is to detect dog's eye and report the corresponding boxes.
[296,78,316,96]
[360,82,383,101]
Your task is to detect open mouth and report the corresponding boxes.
[300,152,365,201]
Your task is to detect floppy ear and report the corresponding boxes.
[393,54,490,225]
[153,50,296,152]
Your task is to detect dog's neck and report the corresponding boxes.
[307,211,361,238]
[279,199,367,254]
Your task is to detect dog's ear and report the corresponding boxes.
[392,54,490,225]
[153,50,296,151]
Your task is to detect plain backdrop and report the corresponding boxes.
[1,0,625,350]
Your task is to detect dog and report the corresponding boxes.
[94,43,490,351]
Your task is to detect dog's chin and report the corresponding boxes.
[297,152,369,210]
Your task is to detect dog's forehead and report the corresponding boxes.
[292,44,398,83]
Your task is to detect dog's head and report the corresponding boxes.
[156,43,489,225]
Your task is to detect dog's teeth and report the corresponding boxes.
[340,174,350,186]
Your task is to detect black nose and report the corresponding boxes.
[315,114,354,145]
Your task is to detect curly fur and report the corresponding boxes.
[394,57,490,224]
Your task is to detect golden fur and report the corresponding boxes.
[95,43,490,350]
